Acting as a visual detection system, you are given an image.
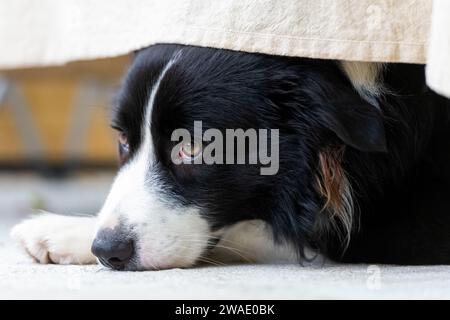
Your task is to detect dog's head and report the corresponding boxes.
[91,44,386,270]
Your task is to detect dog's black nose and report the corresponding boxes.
[91,229,134,270]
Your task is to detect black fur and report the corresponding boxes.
[113,44,450,265]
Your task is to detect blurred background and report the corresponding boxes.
[0,56,129,236]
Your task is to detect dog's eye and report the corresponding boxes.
[179,141,202,161]
[118,131,130,154]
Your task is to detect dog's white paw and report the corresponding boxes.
[10,213,97,265]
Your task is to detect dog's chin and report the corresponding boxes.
[96,247,207,271]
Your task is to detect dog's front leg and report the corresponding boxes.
[10,213,97,265]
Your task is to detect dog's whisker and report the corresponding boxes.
[196,256,227,267]
[174,238,254,263]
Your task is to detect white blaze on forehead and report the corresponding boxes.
[98,50,183,229]
[142,50,183,165]
[96,50,210,270]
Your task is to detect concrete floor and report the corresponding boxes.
[2,173,450,299]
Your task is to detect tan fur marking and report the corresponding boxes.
[317,146,345,214]
[316,146,354,246]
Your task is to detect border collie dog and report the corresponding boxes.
[11,44,450,270]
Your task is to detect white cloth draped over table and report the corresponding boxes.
[0,0,448,97]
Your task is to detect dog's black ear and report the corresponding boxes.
[318,95,387,153]
[270,63,387,152]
